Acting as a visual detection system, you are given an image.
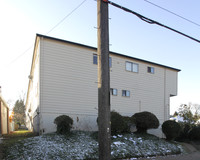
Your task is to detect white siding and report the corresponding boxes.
[39,38,98,132]
[110,56,165,120]
[25,40,40,132]
[0,98,9,135]
[40,39,98,115]
[26,35,179,137]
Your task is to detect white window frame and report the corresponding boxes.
[110,88,117,96]
[147,66,155,74]
[122,90,130,97]
[126,61,138,73]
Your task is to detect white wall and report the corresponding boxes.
[27,35,179,137]
[0,98,9,134]
[25,39,40,132]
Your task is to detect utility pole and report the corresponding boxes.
[97,0,111,160]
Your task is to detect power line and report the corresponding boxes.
[8,0,87,66]
[46,0,87,35]
[8,45,33,66]
[143,0,200,28]
[104,0,200,44]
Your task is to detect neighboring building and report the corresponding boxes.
[25,34,180,137]
[0,87,10,135]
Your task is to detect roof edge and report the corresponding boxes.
[36,34,181,72]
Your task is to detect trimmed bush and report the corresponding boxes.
[122,116,131,133]
[97,111,131,135]
[111,111,127,134]
[54,115,73,134]
[188,126,200,140]
[162,120,181,140]
[131,111,159,133]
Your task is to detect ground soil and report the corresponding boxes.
[1,131,200,160]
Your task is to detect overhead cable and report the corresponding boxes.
[103,0,200,44]
[8,0,87,66]
[144,0,200,28]
[46,0,87,34]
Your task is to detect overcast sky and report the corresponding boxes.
[0,0,200,114]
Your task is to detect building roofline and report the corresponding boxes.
[36,33,181,72]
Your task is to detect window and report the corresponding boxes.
[109,57,112,68]
[93,54,112,67]
[147,67,154,74]
[93,54,98,65]
[126,62,132,71]
[126,61,138,73]
[122,90,130,97]
[110,88,117,96]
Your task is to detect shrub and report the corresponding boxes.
[131,111,159,133]
[54,115,73,134]
[175,122,193,141]
[97,111,131,135]
[111,111,127,135]
[122,116,131,133]
[162,120,181,140]
[188,126,200,140]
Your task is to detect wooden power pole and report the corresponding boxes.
[97,0,111,159]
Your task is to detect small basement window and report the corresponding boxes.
[147,66,155,74]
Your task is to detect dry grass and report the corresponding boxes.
[1,129,37,159]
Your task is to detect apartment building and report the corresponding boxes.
[25,34,180,137]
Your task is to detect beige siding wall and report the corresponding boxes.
[35,37,178,137]
[25,40,40,132]
[41,113,98,133]
[164,69,178,120]
[39,38,98,132]
[166,69,178,97]
[40,39,98,115]
[110,56,165,120]
[0,99,9,134]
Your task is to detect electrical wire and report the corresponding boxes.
[46,0,87,34]
[8,45,33,66]
[144,0,200,28]
[104,0,200,44]
[8,0,87,66]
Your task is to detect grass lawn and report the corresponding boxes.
[0,130,36,159]
[1,130,184,160]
